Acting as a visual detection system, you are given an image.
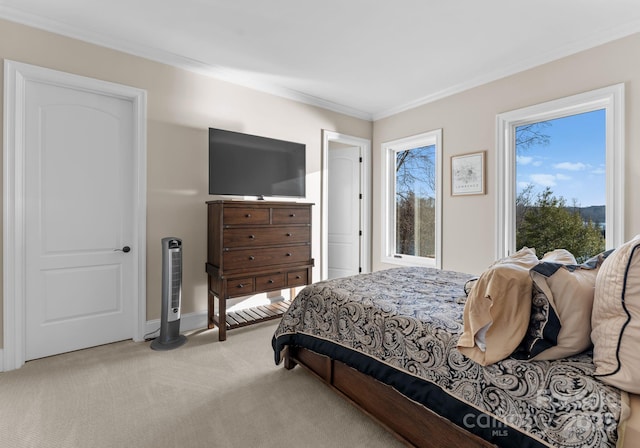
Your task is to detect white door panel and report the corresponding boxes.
[42,265,121,321]
[327,146,360,279]
[328,243,356,279]
[24,78,135,360]
[40,103,124,252]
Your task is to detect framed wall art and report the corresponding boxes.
[451,151,486,196]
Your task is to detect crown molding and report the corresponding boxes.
[3,6,640,123]
[372,20,640,121]
[0,6,373,121]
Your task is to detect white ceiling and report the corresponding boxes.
[2,0,640,120]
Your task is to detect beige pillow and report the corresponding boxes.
[592,235,640,393]
[527,263,599,360]
[541,249,576,264]
[457,247,539,365]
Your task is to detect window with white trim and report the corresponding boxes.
[496,85,624,260]
[381,130,442,268]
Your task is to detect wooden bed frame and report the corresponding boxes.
[283,345,496,448]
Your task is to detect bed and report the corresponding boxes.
[272,264,640,448]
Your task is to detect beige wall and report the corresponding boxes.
[372,32,640,275]
[0,19,372,348]
[3,18,640,351]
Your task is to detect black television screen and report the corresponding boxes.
[208,128,306,198]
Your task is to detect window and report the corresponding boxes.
[381,130,442,268]
[516,111,606,262]
[497,85,624,259]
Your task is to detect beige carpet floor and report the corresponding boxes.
[0,321,405,448]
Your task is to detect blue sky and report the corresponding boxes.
[516,109,606,207]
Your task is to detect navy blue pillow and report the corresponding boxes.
[514,265,562,359]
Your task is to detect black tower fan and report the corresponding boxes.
[151,237,187,350]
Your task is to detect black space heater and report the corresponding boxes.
[151,237,187,350]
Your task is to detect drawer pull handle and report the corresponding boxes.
[249,256,255,260]
[238,284,245,288]
[286,233,292,237]
[268,279,274,284]
[249,235,255,239]
[245,213,251,218]
[286,253,292,257]
[289,213,296,217]
[296,275,301,279]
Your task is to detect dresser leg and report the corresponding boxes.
[207,291,215,330]
[218,296,227,341]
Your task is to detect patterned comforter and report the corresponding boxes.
[272,267,624,448]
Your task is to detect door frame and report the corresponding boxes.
[3,60,147,371]
[321,130,371,280]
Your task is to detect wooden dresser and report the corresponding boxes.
[205,200,314,340]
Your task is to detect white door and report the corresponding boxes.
[327,145,361,279]
[22,73,137,360]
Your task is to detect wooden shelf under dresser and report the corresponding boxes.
[205,200,314,341]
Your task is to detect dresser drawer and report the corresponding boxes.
[255,272,286,290]
[272,207,311,225]
[227,277,255,296]
[223,245,311,271]
[287,269,309,287]
[223,226,310,248]
[223,207,270,226]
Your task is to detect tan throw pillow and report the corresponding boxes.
[526,262,600,360]
[457,247,539,365]
[592,235,640,393]
[515,251,610,361]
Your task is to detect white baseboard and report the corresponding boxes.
[144,310,209,340]
[0,313,209,371]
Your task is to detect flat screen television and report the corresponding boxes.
[208,128,306,199]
